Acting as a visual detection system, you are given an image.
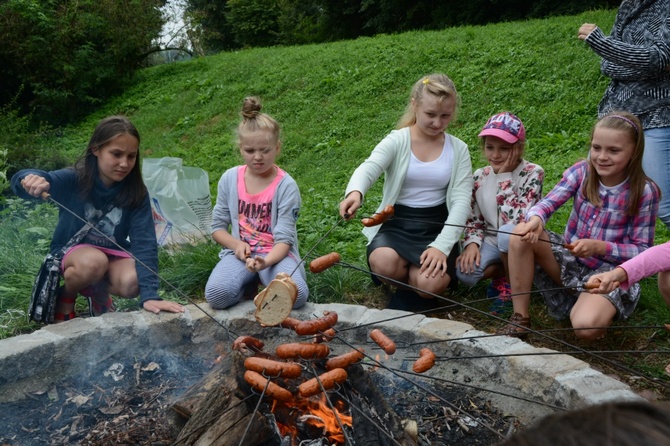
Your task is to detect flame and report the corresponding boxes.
[212,344,227,364]
[272,393,352,445]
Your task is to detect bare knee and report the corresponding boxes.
[64,258,109,285]
[109,270,139,298]
[369,249,405,278]
[114,279,139,298]
[411,270,450,297]
[571,315,608,341]
[508,233,526,254]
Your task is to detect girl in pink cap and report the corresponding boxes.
[456,112,544,316]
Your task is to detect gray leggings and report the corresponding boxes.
[205,254,308,310]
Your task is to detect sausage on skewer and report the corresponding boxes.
[370,328,396,355]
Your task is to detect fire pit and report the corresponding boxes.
[0,301,643,445]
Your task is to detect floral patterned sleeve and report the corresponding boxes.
[498,163,544,225]
[463,169,485,247]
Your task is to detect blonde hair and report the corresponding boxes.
[583,111,657,215]
[236,96,281,147]
[397,73,460,129]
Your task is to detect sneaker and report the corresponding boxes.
[387,288,440,313]
[386,289,413,311]
[81,282,115,316]
[486,278,504,299]
[488,277,513,316]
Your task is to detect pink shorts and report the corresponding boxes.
[61,244,132,274]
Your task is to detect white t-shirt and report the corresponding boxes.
[396,137,453,207]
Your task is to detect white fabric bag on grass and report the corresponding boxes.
[142,157,212,246]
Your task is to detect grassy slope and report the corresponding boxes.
[6,9,670,387]
[56,9,629,256]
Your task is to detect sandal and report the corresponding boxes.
[53,294,77,322]
[495,312,531,338]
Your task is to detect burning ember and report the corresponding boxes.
[272,393,352,445]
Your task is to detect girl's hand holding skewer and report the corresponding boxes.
[565,239,606,258]
[339,191,362,220]
[21,174,50,198]
[515,216,544,243]
[246,256,267,272]
[585,267,627,294]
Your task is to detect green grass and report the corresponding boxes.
[4,8,670,393]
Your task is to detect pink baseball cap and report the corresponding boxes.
[478,112,526,144]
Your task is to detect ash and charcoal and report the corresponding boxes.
[1,343,515,446]
[0,350,211,446]
[367,370,515,446]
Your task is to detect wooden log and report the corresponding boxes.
[169,351,277,446]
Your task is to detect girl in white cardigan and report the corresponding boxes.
[339,73,473,310]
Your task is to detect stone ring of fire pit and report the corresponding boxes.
[0,300,643,443]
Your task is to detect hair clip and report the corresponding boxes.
[422,78,430,85]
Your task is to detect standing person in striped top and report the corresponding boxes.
[496,112,659,341]
[579,0,670,227]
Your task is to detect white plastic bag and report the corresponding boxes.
[142,157,212,246]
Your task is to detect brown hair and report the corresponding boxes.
[583,111,657,216]
[396,73,460,129]
[74,115,147,209]
[497,401,670,446]
[236,96,281,147]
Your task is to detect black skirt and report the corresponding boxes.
[366,203,460,287]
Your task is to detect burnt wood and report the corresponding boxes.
[169,351,276,445]
[169,351,416,445]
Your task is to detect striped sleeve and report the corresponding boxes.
[585,18,670,78]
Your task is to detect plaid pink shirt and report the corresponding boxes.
[526,160,659,269]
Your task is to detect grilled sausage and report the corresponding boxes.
[276,342,330,360]
[370,328,396,355]
[361,205,395,227]
[295,311,338,336]
[244,370,293,402]
[244,357,303,379]
[313,328,337,343]
[325,348,365,370]
[309,252,341,273]
[232,335,264,352]
[279,317,301,331]
[412,348,436,373]
[298,368,348,398]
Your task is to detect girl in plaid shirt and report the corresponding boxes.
[497,112,660,340]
